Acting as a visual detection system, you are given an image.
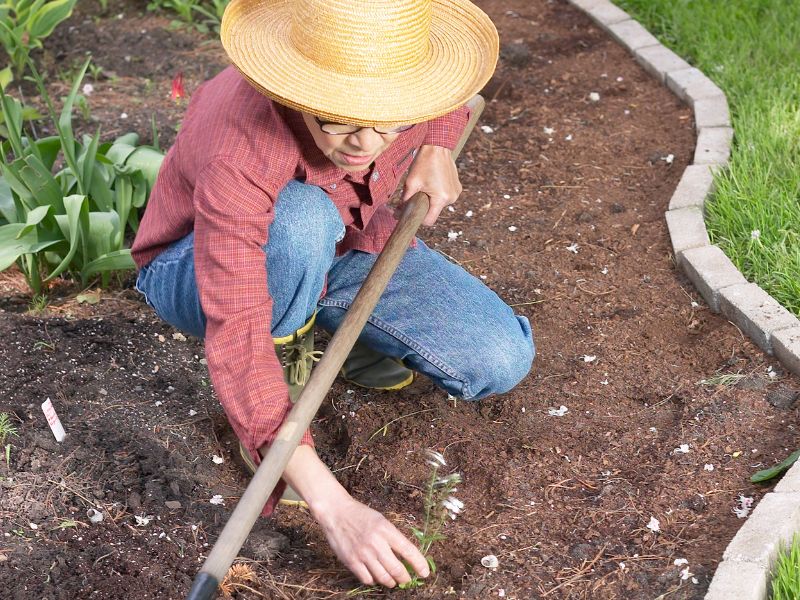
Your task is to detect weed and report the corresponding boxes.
[28,293,48,313]
[698,373,746,386]
[0,412,18,446]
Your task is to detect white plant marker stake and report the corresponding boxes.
[41,398,65,442]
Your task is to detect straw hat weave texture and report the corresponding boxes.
[221,0,499,126]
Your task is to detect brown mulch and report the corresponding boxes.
[1,1,798,599]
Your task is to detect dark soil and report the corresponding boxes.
[2,0,799,599]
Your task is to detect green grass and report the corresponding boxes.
[613,0,800,316]
[771,537,800,600]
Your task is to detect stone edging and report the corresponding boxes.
[564,1,800,598]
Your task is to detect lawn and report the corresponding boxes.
[615,0,800,317]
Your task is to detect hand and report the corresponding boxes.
[280,445,429,588]
[315,495,430,588]
[401,144,462,227]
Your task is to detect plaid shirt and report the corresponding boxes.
[131,66,468,514]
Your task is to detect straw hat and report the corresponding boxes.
[220,0,499,127]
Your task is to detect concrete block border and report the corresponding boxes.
[565,1,800,598]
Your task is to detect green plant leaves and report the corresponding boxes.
[0,58,163,292]
[751,449,800,483]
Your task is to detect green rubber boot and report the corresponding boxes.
[340,342,414,391]
[274,312,322,403]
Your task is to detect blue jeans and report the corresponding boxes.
[135,181,535,400]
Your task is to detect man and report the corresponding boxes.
[132,0,534,588]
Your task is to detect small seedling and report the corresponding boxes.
[0,412,18,467]
[28,294,48,313]
[400,449,463,589]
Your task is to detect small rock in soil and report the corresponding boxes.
[570,543,596,562]
[243,528,290,561]
[501,41,532,67]
[165,500,182,510]
[765,386,799,410]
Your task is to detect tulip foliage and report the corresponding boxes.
[0,58,164,293]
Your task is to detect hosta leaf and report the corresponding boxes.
[751,450,800,483]
[29,0,77,41]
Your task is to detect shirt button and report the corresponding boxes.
[372,171,380,181]
[330,183,337,190]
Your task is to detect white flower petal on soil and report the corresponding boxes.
[565,134,573,141]
[566,243,579,253]
[188,409,198,417]
[589,92,600,102]
[733,495,753,518]
[674,558,689,566]
[661,154,674,165]
[212,455,224,465]
[425,449,447,467]
[120,112,128,119]
[704,463,714,471]
[172,332,187,341]
[548,405,568,417]
[82,83,94,96]
[209,495,225,506]
[680,567,693,580]
[465,210,474,217]
[481,554,499,569]
[135,515,153,526]
[646,516,660,532]
[508,226,517,232]
[601,267,608,274]
[480,125,494,134]
[581,355,597,363]
[673,444,690,454]
[447,230,461,242]
[543,126,554,135]
[29,522,38,530]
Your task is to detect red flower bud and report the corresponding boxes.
[171,72,185,102]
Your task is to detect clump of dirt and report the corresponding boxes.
[1,0,798,599]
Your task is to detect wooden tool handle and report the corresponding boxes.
[186,95,485,600]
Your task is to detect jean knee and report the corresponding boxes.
[269,181,344,266]
[466,315,535,398]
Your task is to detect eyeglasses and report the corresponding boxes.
[314,116,415,135]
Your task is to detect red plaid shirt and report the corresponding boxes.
[132,66,468,514]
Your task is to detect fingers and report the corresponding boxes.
[385,527,429,578]
[365,557,398,588]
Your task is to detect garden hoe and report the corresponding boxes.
[186,95,484,600]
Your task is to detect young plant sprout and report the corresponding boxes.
[401,449,464,589]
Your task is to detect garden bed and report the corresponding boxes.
[1,0,799,598]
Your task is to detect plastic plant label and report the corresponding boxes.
[41,398,66,442]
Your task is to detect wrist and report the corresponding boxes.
[282,444,353,524]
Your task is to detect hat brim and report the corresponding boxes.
[221,0,499,126]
